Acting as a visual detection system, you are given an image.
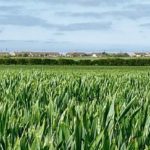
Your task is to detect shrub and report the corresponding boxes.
[58,59,77,65]
[0,58,150,65]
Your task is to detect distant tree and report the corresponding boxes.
[22,53,29,57]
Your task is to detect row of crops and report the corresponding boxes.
[0,70,150,149]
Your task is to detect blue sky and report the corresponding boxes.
[0,0,150,52]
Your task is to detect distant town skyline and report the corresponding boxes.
[0,0,150,51]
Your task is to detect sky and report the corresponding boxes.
[0,0,150,52]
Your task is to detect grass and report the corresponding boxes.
[0,65,150,74]
[0,65,150,75]
[0,66,150,149]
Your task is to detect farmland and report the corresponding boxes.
[0,66,150,149]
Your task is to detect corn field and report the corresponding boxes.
[0,70,150,149]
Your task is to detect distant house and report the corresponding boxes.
[92,54,97,58]
[0,52,9,57]
[9,52,16,57]
[66,52,87,57]
[91,52,108,57]
[14,52,30,57]
[128,52,135,57]
[91,53,101,57]
[134,53,147,57]
[45,52,60,57]
[0,51,61,57]
[145,53,150,57]
[8,52,61,57]
[30,52,43,57]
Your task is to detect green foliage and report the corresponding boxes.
[0,70,150,149]
[58,59,78,65]
[78,59,92,65]
[1,58,150,65]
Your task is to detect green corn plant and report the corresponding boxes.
[0,70,150,149]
